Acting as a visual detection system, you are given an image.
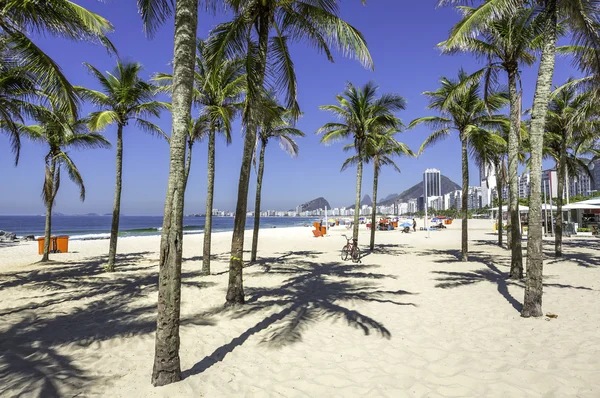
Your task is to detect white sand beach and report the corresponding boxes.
[1,221,599,397]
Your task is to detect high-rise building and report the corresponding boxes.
[568,171,592,197]
[518,173,530,199]
[480,163,496,207]
[590,159,600,194]
[423,168,441,198]
[468,186,483,210]
[542,169,558,198]
[407,199,418,213]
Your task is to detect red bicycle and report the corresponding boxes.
[341,234,361,263]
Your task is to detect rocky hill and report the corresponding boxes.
[379,175,461,206]
[346,195,372,209]
[299,197,331,212]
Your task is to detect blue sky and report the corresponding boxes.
[1,1,574,215]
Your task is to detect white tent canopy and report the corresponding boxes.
[562,200,600,210]
[570,198,600,206]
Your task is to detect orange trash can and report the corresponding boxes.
[37,237,45,255]
[56,236,69,253]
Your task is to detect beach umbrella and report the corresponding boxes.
[400,222,412,227]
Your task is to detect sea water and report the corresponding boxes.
[0,215,315,240]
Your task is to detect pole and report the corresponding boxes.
[325,206,328,236]
[565,169,569,205]
[549,171,554,236]
[425,176,430,238]
[544,179,548,235]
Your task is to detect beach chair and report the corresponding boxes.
[312,229,323,237]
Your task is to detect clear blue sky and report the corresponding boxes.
[1,1,573,216]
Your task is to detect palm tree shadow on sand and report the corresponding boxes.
[183,251,416,378]
[418,248,595,314]
[0,252,215,397]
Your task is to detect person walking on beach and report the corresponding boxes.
[412,218,417,232]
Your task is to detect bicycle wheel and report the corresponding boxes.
[341,246,349,261]
[351,246,361,263]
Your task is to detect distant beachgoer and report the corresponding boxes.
[412,219,416,232]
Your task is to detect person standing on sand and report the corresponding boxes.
[413,218,417,232]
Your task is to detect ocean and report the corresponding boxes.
[0,215,316,240]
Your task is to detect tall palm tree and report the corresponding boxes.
[364,128,414,250]
[0,51,37,164]
[137,0,201,386]
[17,103,110,262]
[440,5,544,278]
[319,82,406,247]
[251,95,304,262]
[470,125,509,247]
[77,61,168,273]
[544,82,599,256]
[0,0,115,115]
[154,39,246,275]
[409,69,508,261]
[207,0,373,306]
[438,0,600,320]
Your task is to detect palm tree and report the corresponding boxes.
[137,0,201,386]
[438,0,600,320]
[154,40,246,275]
[206,0,373,306]
[77,61,168,273]
[250,95,305,262]
[17,103,110,262]
[409,69,508,261]
[319,82,406,247]
[470,125,509,247]
[544,82,599,256]
[0,0,115,115]
[183,115,209,189]
[440,5,544,278]
[364,128,414,250]
[0,52,37,164]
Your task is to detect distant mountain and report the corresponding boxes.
[382,193,398,202]
[299,197,331,212]
[379,175,461,206]
[346,194,372,209]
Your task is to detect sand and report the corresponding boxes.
[1,220,599,397]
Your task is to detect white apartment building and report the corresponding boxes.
[468,186,482,210]
[480,163,497,207]
[427,196,444,211]
[407,198,418,213]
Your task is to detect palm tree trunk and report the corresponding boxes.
[555,147,566,256]
[507,67,523,278]
[152,0,198,387]
[251,141,266,262]
[202,129,216,274]
[41,156,57,262]
[495,160,503,247]
[522,0,557,318]
[106,124,124,272]
[184,140,193,190]
[461,134,469,261]
[226,14,269,306]
[353,157,363,242]
[369,164,379,251]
